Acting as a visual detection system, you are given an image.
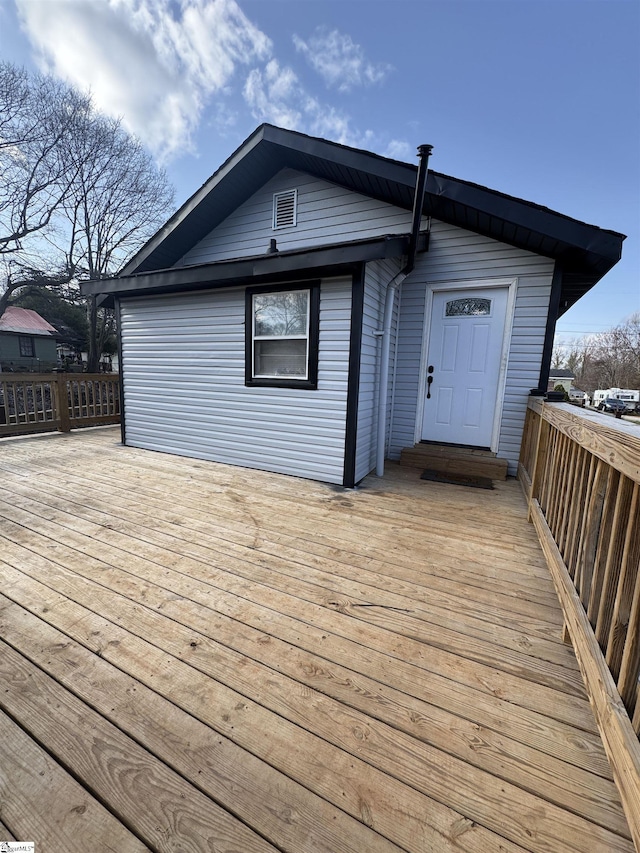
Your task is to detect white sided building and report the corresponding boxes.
[83,125,625,485]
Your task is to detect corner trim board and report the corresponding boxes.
[343,264,365,488]
[538,263,563,392]
[115,297,126,446]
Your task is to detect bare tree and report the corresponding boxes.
[564,348,582,377]
[60,112,174,371]
[614,313,640,388]
[556,314,640,395]
[0,262,68,322]
[0,63,89,264]
[551,342,568,370]
[0,63,174,372]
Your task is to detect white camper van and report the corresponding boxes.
[592,388,640,412]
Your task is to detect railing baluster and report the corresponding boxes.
[16,382,24,423]
[528,408,549,519]
[565,446,588,577]
[546,432,564,538]
[578,460,609,609]
[633,694,640,736]
[596,476,636,648]
[557,437,577,555]
[618,552,640,714]
[573,456,597,588]
[606,484,640,680]
[0,379,7,425]
[588,468,621,625]
[538,424,557,517]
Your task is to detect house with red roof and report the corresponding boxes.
[0,306,59,372]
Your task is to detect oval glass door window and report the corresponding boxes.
[445,297,491,317]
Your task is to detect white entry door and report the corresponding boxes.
[421,287,509,447]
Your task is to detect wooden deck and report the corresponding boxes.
[0,426,633,853]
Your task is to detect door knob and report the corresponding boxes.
[426,375,433,399]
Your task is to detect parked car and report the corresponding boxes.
[598,398,627,413]
[568,388,587,406]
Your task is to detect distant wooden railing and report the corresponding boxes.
[0,373,120,437]
[519,397,640,849]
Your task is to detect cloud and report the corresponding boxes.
[17,0,410,167]
[243,59,354,142]
[385,140,413,161]
[293,27,392,93]
[16,0,271,161]
[244,59,302,129]
[243,57,412,166]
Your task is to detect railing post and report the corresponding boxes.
[55,374,71,433]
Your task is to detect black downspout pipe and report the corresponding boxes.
[406,144,433,272]
[375,143,433,477]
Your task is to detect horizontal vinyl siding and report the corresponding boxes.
[497,277,553,470]
[355,258,402,483]
[388,221,554,473]
[388,276,427,457]
[178,169,417,265]
[120,279,351,484]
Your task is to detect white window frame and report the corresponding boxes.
[251,288,311,380]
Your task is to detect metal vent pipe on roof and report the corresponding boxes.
[406,144,433,271]
[375,143,433,478]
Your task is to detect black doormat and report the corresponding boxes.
[420,469,494,490]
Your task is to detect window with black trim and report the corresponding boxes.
[19,336,35,357]
[245,283,319,389]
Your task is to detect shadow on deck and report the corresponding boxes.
[0,426,633,852]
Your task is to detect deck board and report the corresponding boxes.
[0,494,584,699]
[0,706,149,852]
[0,426,634,852]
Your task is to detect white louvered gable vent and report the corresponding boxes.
[273,189,297,229]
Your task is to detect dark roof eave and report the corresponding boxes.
[120,124,624,290]
[82,234,415,299]
[427,174,623,268]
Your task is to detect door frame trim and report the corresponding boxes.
[415,277,517,451]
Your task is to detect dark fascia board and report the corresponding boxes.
[120,125,269,276]
[122,124,416,276]
[81,234,414,299]
[118,123,624,307]
[260,124,417,189]
[261,125,624,260]
[426,173,623,266]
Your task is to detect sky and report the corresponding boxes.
[1,0,638,346]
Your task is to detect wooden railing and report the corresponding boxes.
[519,397,640,849]
[0,373,120,437]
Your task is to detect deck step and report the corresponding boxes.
[399,444,508,480]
